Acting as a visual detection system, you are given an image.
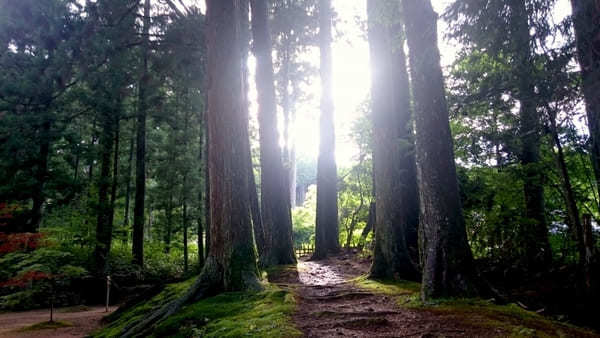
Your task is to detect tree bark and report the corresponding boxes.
[123,120,136,234]
[251,0,296,266]
[368,0,420,281]
[94,111,115,275]
[313,0,339,259]
[132,0,150,268]
[572,0,600,209]
[509,0,551,268]
[28,119,51,232]
[549,112,586,267]
[401,0,478,299]
[203,0,261,290]
[108,112,120,239]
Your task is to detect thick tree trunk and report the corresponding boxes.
[572,0,600,208]
[94,114,115,275]
[509,0,551,268]
[368,0,420,282]
[251,0,296,266]
[313,0,340,260]
[239,1,265,260]
[197,120,205,267]
[401,0,478,299]
[132,0,150,267]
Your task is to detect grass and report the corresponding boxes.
[353,276,598,337]
[93,277,301,338]
[19,320,72,331]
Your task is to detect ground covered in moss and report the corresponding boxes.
[93,277,300,338]
[92,253,599,337]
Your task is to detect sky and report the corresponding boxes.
[188,0,573,168]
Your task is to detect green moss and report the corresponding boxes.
[93,278,300,338]
[19,320,72,331]
[353,277,597,337]
[152,285,301,337]
[93,277,196,338]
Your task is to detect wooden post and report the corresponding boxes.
[105,275,111,312]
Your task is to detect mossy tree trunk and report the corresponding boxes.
[251,0,296,266]
[401,0,478,300]
[313,0,340,260]
[367,0,420,282]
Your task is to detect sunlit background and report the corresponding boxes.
[190,0,573,168]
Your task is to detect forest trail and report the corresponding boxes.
[271,253,502,337]
[0,305,115,338]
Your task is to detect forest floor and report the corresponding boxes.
[0,305,116,338]
[269,252,600,337]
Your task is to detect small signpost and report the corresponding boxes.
[105,275,111,312]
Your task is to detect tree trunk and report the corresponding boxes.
[572,0,600,209]
[358,201,375,250]
[239,1,265,260]
[28,118,51,232]
[251,0,296,266]
[549,112,586,266]
[165,189,173,253]
[123,120,135,233]
[368,0,420,281]
[509,0,551,268]
[94,113,115,275]
[202,0,261,290]
[401,0,478,299]
[313,0,339,260]
[132,0,150,268]
[108,112,120,238]
[197,119,205,267]
[183,196,188,273]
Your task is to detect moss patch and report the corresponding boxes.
[93,277,195,338]
[93,277,300,338]
[152,285,301,337]
[353,277,598,337]
[19,320,72,331]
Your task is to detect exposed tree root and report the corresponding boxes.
[119,260,222,337]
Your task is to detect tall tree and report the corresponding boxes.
[401,0,478,299]
[251,0,296,265]
[571,0,600,200]
[367,0,420,281]
[508,0,551,267]
[313,0,339,259]
[132,0,151,267]
[120,2,261,334]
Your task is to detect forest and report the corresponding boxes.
[0,0,599,336]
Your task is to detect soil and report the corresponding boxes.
[0,305,115,338]
[270,252,506,337]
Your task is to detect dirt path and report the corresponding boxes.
[272,253,501,337]
[0,305,115,338]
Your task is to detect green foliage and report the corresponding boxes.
[292,185,317,246]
